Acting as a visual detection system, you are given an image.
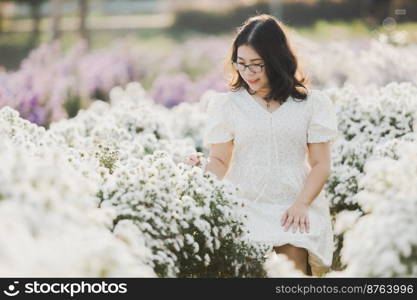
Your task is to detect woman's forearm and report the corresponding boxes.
[294,163,331,207]
[203,156,228,180]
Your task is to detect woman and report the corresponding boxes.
[186,14,339,277]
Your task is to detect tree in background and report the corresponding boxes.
[0,0,46,43]
[361,0,393,27]
[78,0,89,48]
[1,0,89,46]
[49,0,89,46]
[0,1,5,32]
[49,0,62,41]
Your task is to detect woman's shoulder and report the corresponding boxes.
[304,88,334,109]
[226,87,245,100]
[288,88,332,112]
[218,87,330,107]
[291,88,320,102]
[306,88,327,100]
[202,90,235,115]
[217,88,246,108]
[302,89,338,129]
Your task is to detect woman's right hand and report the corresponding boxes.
[184,153,201,166]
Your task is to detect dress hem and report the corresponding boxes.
[250,239,332,277]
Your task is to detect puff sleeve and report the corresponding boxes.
[307,90,340,143]
[202,92,234,147]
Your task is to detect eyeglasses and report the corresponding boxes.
[232,61,265,73]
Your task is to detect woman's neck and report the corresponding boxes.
[253,87,271,99]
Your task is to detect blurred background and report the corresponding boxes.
[1,0,416,127]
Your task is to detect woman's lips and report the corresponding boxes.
[247,79,259,85]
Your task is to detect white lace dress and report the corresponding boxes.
[202,87,340,276]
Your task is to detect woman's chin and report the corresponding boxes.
[248,80,267,90]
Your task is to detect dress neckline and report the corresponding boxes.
[242,88,290,116]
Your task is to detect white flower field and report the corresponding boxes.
[1,32,417,277]
[2,79,417,277]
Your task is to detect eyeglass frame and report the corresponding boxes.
[232,61,265,74]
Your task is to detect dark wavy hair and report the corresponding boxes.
[225,14,309,103]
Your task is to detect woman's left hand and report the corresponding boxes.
[281,202,310,234]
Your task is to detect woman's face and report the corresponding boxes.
[236,44,269,93]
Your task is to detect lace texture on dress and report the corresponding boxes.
[202,92,234,147]
[307,90,340,143]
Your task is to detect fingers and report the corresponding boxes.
[282,213,310,234]
[281,211,288,226]
[184,154,201,166]
[300,217,308,234]
[283,215,293,232]
[299,221,305,234]
[292,217,300,233]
